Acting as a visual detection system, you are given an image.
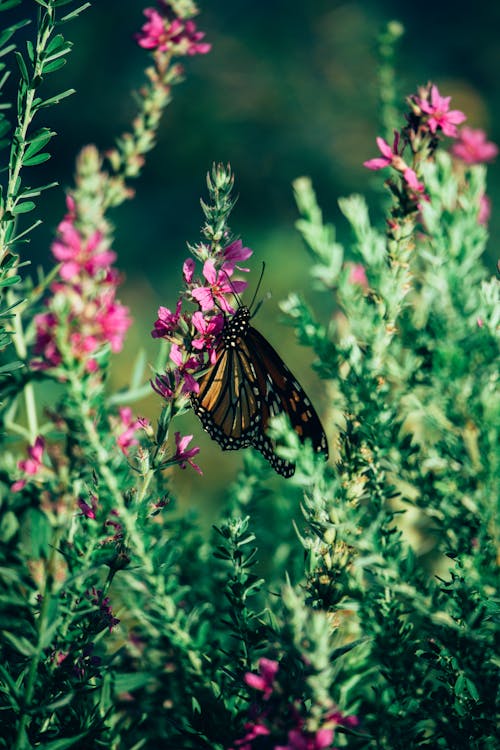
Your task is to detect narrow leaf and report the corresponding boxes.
[23,151,51,166]
[1,630,35,656]
[36,88,75,108]
[12,201,35,214]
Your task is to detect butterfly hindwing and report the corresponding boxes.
[247,325,328,475]
[191,306,328,477]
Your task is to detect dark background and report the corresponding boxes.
[10,0,500,499]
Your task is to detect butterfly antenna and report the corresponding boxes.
[248,261,266,316]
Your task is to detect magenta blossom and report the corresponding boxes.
[230,721,270,750]
[363,134,401,171]
[276,727,334,750]
[169,344,201,394]
[244,658,279,700]
[451,127,498,164]
[51,219,116,282]
[115,407,143,456]
[221,239,253,273]
[347,262,368,289]
[364,133,424,193]
[78,495,98,520]
[192,259,247,313]
[478,194,491,226]
[418,84,466,138]
[173,432,202,474]
[191,311,224,362]
[183,258,195,283]
[12,437,46,492]
[152,299,182,339]
[136,6,210,56]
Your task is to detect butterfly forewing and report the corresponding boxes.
[191,306,328,476]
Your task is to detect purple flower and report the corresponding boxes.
[244,658,279,700]
[152,299,182,339]
[418,84,466,138]
[192,259,247,313]
[451,127,498,164]
[192,311,224,362]
[173,432,202,474]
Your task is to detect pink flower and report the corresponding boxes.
[192,259,247,313]
[364,134,425,194]
[244,658,279,700]
[116,407,142,455]
[231,721,270,750]
[478,194,491,226]
[191,311,224,362]
[363,134,400,171]
[52,223,116,282]
[276,727,334,750]
[347,262,368,289]
[12,437,46,492]
[418,85,466,138]
[152,299,182,339]
[221,239,253,273]
[451,127,498,164]
[183,258,195,283]
[136,7,210,56]
[173,432,202,474]
[78,495,98,519]
[33,312,62,369]
[151,371,176,400]
[95,295,131,353]
[403,167,425,193]
[169,343,201,394]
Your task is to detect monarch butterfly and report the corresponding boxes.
[191,305,328,477]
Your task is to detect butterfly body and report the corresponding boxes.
[191,306,328,477]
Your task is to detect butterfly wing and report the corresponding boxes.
[247,325,328,476]
[191,335,262,451]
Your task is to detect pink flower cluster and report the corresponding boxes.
[11,436,46,492]
[451,126,498,165]
[136,2,211,56]
[151,237,252,475]
[151,237,252,399]
[34,196,131,373]
[230,658,359,750]
[364,84,467,199]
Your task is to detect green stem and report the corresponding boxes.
[67,369,155,577]
[10,296,39,441]
[1,4,55,255]
[13,536,59,750]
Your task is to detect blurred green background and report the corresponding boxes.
[13,0,500,499]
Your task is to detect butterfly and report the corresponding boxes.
[191,305,328,477]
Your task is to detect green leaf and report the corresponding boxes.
[45,33,67,56]
[12,201,35,214]
[0,18,30,48]
[24,128,55,158]
[0,0,24,11]
[1,630,35,657]
[35,88,75,109]
[14,51,29,84]
[20,180,58,198]
[39,734,89,750]
[0,273,21,286]
[60,3,91,23]
[113,672,153,694]
[0,360,24,374]
[23,151,51,166]
[42,57,67,74]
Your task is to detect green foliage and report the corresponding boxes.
[0,5,498,750]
